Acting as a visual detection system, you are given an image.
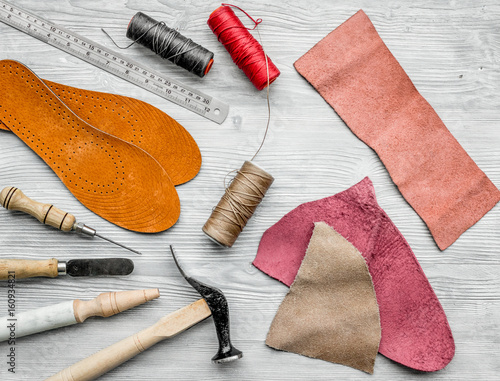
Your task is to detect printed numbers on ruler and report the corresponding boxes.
[0,0,228,124]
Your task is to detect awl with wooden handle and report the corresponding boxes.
[0,289,160,342]
[0,258,134,280]
[0,186,141,255]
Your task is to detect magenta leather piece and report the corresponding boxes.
[253,177,455,371]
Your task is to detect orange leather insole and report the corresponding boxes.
[0,59,180,233]
[0,79,201,186]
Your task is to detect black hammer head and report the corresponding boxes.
[170,245,243,363]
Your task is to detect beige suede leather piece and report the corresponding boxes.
[266,222,381,374]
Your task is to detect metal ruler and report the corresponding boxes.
[0,0,228,124]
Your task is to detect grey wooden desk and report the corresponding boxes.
[0,0,499,380]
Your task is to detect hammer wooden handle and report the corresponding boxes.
[0,259,59,280]
[0,186,76,231]
[46,299,211,381]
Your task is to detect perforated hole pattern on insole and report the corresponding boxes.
[53,87,143,145]
[0,62,125,194]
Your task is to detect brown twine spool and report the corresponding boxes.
[203,160,274,247]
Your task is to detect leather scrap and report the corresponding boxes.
[254,177,455,371]
[266,222,381,374]
[294,10,500,250]
[0,59,179,232]
[0,78,201,186]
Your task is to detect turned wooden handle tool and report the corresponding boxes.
[0,289,159,342]
[46,299,212,381]
[0,187,141,255]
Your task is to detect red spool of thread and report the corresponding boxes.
[208,4,280,90]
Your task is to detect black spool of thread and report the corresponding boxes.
[126,12,214,78]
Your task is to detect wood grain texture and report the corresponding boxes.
[0,0,499,380]
[0,258,59,280]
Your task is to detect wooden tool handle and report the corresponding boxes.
[73,289,160,323]
[46,327,159,381]
[0,187,76,231]
[46,299,211,381]
[0,259,59,280]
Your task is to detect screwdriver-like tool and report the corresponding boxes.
[0,186,141,255]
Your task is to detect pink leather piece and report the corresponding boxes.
[253,177,455,371]
[294,10,500,250]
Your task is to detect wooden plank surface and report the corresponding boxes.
[0,0,499,379]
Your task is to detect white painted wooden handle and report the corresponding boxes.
[0,301,76,342]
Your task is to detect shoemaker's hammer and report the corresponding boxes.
[46,246,242,380]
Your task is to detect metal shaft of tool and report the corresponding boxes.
[95,233,142,255]
[73,222,142,255]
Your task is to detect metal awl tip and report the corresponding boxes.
[96,233,142,255]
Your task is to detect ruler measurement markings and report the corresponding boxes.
[0,1,227,123]
[2,2,197,102]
